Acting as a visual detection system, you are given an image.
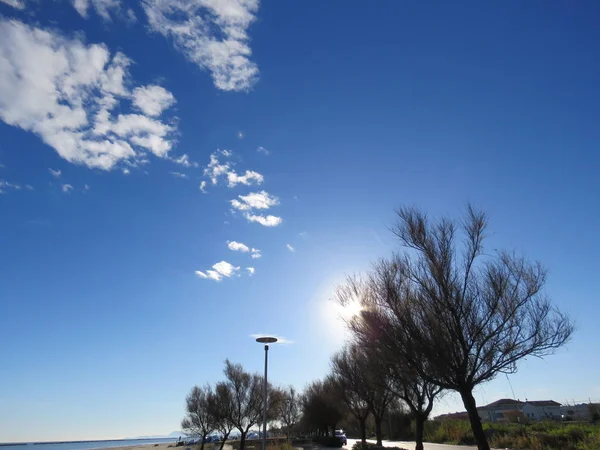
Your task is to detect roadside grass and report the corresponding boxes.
[424,420,600,449]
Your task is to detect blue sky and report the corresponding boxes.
[1,0,599,443]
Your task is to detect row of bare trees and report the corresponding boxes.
[334,205,574,450]
[183,206,573,450]
[181,360,301,450]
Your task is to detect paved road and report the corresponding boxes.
[346,438,487,450]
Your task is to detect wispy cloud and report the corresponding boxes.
[122,168,130,175]
[227,170,263,187]
[256,146,270,155]
[169,171,187,179]
[0,179,21,194]
[143,0,260,91]
[195,260,240,281]
[172,154,198,168]
[286,244,295,252]
[203,150,263,187]
[72,0,135,22]
[244,213,282,227]
[61,184,73,193]
[246,267,255,276]
[0,19,177,170]
[250,333,294,345]
[199,181,207,193]
[237,131,245,139]
[231,191,279,210]
[0,0,25,9]
[227,240,250,252]
[49,169,62,178]
[251,248,261,259]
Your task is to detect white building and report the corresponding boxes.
[521,400,562,421]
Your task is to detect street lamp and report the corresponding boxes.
[256,336,278,450]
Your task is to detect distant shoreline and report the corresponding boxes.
[0,438,176,448]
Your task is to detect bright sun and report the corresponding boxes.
[334,300,363,321]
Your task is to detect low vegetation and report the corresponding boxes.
[424,420,600,450]
[351,442,408,450]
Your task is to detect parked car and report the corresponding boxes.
[247,432,260,440]
[334,430,347,446]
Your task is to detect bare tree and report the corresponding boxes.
[330,345,373,447]
[389,369,441,450]
[181,384,216,450]
[222,359,282,450]
[208,381,236,450]
[301,379,345,436]
[362,351,396,446]
[222,359,262,450]
[340,205,574,450]
[279,386,301,440]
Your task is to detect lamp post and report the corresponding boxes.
[256,336,278,450]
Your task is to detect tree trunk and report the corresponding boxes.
[200,432,207,450]
[414,415,424,450]
[459,388,490,450]
[218,431,230,450]
[375,415,383,446]
[359,418,367,446]
[239,431,247,450]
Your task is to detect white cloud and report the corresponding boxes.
[227,170,263,187]
[122,168,130,175]
[0,179,21,194]
[25,184,33,190]
[204,150,232,184]
[84,184,90,190]
[231,191,279,210]
[1,0,24,9]
[256,146,270,155]
[199,180,207,193]
[251,248,261,259]
[203,150,263,188]
[132,85,176,117]
[142,0,260,91]
[237,131,244,139]
[246,267,255,275]
[0,19,177,170]
[172,153,198,168]
[49,168,62,178]
[230,191,282,227]
[227,240,249,252]
[62,184,73,193]
[169,171,187,178]
[195,260,240,281]
[244,212,282,227]
[72,0,124,21]
[286,244,295,252]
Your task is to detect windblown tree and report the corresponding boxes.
[181,384,216,450]
[222,359,282,450]
[340,205,574,450]
[301,379,345,436]
[330,345,374,447]
[362,352,396,446]
[208,381,236,450]
[388,369,441,450]
[279,386,302,440]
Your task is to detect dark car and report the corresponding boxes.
[334,430,347,446]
